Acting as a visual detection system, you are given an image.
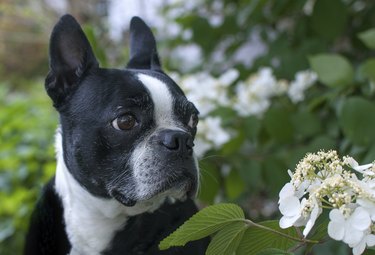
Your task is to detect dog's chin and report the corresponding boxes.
[111,178,197,208]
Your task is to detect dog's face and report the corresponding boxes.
[46,15,199,207]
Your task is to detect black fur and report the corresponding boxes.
[24,178,70,255]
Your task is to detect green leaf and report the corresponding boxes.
[225,169,246,200]
[310,0,347,40]
[264,107,293,143]
[262,157,288,197]
[206,222,247,255]
[309,219,329,241]
[236,220,299,255]
[338,97,375,146]
[159,203,245,250]
[197,163,220,204]
[256,248,293,255]
[358,58,375,82]
[309,54,353,87]
[291,109,321,138]
[358,28,375,49]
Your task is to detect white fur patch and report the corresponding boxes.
[54,130,166,254]
[137,73,181,130]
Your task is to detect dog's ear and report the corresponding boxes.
[45,14,99,107]
[126,17,161,70]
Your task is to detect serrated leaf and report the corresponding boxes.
[236,220,299,255]
[358,28,375,49]
[159,203,244,250]
[256,248,293,255]
[309,54,353,87]
[206,222,247,255]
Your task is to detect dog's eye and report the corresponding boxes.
[188,114,199,129]
[112,114,138,131]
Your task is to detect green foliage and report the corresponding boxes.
[309,54,353,87]
[358,28,375,50]
[338,97,375,146]
[0,83,57,254]
[160,204,322,254]
[159,203,245,249]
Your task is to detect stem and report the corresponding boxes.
[242,219,319,245]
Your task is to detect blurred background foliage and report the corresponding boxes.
[1,0,375,254]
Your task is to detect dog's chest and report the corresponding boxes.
[64,203,127,255]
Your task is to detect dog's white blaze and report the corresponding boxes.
[54,130,166,255]
[137,74,179,129]
[133,74,198,199]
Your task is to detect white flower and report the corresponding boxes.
[234,67,282,117]
[279,183,308,230]
[357,199,375,221]
[352,231,375,255]
[328,207,371,247]
[194,116,231,157]
[193,138,211,158]
[171,44,202,72]
[345,157,374,176]
[218,69,239,86]
[303,197,322,237]
[287,70,317,103]
[179,71,234,116]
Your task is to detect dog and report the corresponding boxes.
[24,14,208,255]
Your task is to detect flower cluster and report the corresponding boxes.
[177,69,239,117]
[233,67,287,117]
[278,150,375,255]
[194,116,231,157]
[173,67,317,157]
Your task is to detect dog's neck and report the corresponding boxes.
[54,130,166,254]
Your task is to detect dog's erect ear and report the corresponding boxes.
[45,14,99,107]
[126,17,161,70]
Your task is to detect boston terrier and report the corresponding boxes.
[24,14,208,255]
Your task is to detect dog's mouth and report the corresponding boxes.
[110,174,197,207]
[110,189,137,207]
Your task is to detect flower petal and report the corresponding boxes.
[346,157,359,168]
[279,196,300,216]
[279,183,295,201]
[303,201,322,237]
[344,228,364,247]
[329,208,345,222]
[328,221,345,241]
[279,214,301,229]
[350,207,371,231]
[352,238,366,255]
[354,163,373,172]
[366,234,375,247]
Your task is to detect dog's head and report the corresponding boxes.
[46,15,199,207]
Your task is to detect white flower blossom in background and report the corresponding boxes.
[177,67,317,119]
[178,69,239,116]
[233,67,288,117]
[287,70,318,103]
[173,67,318,157]
[194,116,231,157]
[279,150,375,255]
[170,44,203,72]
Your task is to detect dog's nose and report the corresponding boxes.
[158,130,194,154]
